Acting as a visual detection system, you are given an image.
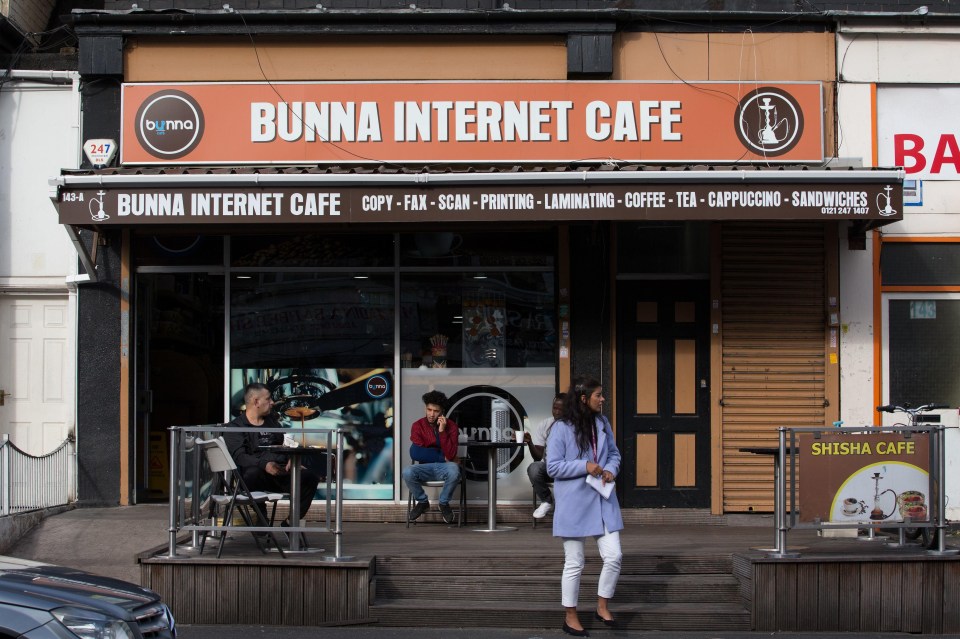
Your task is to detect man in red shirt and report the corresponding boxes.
[403,390,460,523]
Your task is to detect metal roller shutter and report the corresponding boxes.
[721,222,827,512]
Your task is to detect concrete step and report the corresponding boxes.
[374,572,741,603]
[371,598,751,631]
[374,552,733,576]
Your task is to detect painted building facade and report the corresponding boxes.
[47,1,950,515]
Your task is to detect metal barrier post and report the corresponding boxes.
[929,424,958,555]
[326,430,333,531]
[1,435,9,516]
[190,430,202,548]
[767,427,799,558]
[325,428,353,561]
[776,428,787,554]
[167,427,179,558]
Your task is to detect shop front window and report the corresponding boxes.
[396,240,557,503]
[135,230,557,503]
[230,272,395,499]
[232,233,394,268]
[399,230,554,268]
[882,244,960,410]
[133,233,224,267]
[885,295,960,408]
[399,271,555,369]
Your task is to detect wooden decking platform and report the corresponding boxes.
[138,506,960,633]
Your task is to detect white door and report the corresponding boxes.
[0,295,74,455]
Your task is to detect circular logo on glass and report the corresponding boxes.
[365,374,390,400]
[134,90,205,159]
[447,385,528,482]
[734,87,804,157]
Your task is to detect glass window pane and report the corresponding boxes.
[399,231,554,268]
[133,233,224,267]
[231,273,394,369]
[882,243,960,286]
[617,222,709,274]
[400,272,555,369]
[232,233,394,267]
[229,273,395,499]
[889,298,960,407]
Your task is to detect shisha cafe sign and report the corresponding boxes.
[121,81,824,164]
[798,432,930,525]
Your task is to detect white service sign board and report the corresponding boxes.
[878,86,960,181]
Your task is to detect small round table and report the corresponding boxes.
[262,445,332,552]
[469,440,524,533]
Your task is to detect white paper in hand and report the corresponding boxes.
[585,474,614,500]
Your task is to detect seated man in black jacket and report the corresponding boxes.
[223,382,321,523]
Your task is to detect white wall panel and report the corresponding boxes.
[838,226,876,427]
[838,34,879,82]
[839,34,960,83]
[0,78,80,284]
[836,83,874,163]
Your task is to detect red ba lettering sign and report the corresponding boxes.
[878,86,960,181]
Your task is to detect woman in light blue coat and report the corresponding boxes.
[546,376,623,637]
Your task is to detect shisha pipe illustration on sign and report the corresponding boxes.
[757,97,790,146]
[868,471,898,521]
[88,190,110,222]
[877,185,898,217]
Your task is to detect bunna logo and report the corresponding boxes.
[135,90,205,159]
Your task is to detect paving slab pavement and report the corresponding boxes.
[6,504,170,584]
[7,504,960,638]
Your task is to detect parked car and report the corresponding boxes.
[0,554,175,638]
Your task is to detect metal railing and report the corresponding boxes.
[769,424,957,557]
[166,425,350,560]
[0,434,76,516]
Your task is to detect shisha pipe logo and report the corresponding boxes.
[734,87,804,157]
[88,190,110,222]
[134,90,205,159]
[877,184,899,217]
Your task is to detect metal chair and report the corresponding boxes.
[196,437,286,558]
[406,439,469,528]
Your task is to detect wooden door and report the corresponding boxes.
[617,281,711,508]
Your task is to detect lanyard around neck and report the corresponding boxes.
[590,421,598,462]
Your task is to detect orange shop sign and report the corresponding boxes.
[120,81,824,165]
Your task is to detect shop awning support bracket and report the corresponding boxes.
[64,225,99,284]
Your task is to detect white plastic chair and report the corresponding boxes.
[196,437,286,558]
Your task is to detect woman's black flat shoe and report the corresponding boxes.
[562,621,590,637]
[594,612,617,627]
